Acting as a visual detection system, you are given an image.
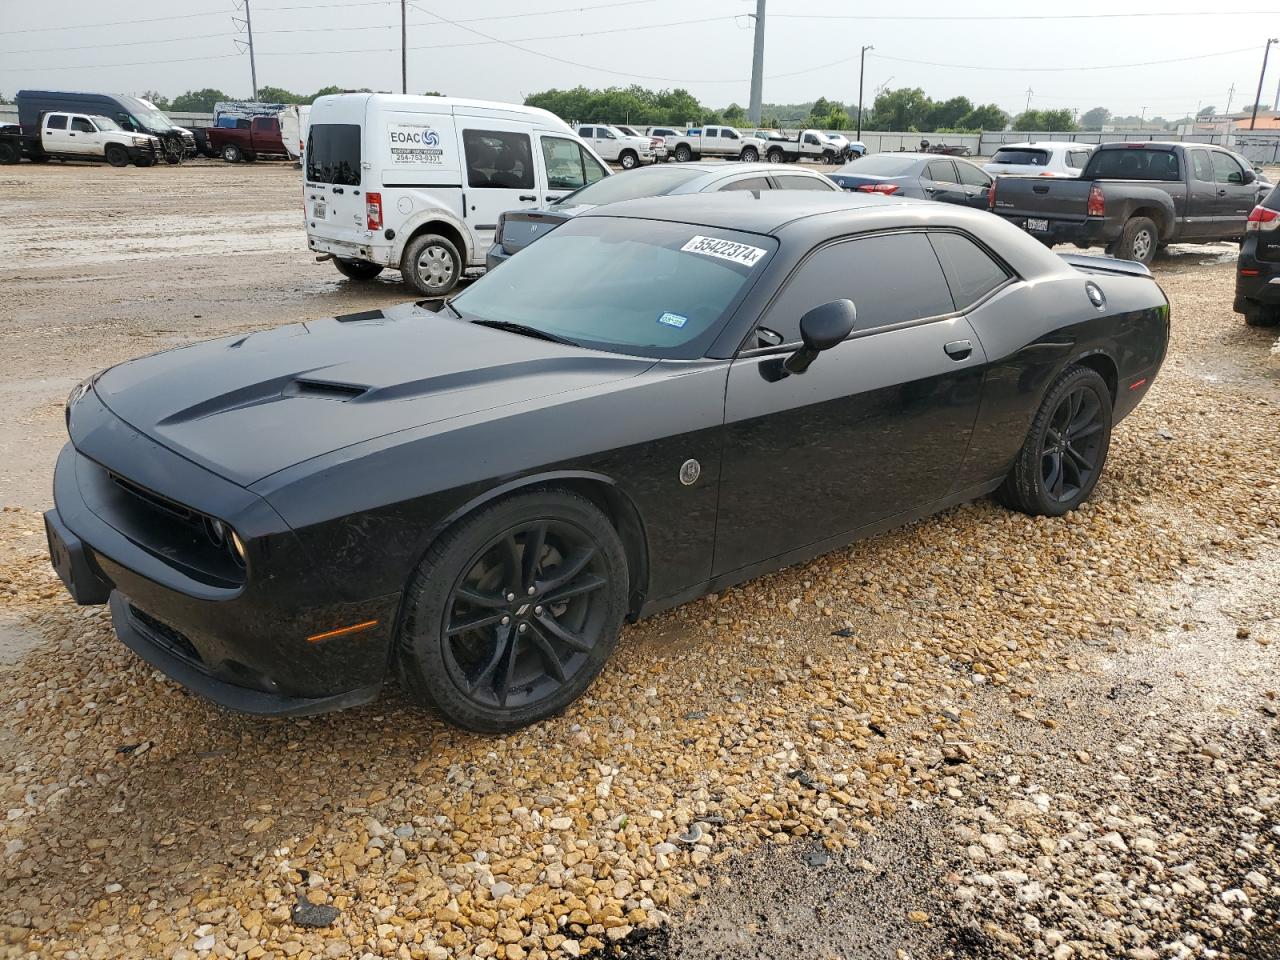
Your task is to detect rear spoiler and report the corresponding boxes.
[1057,253,1152,278]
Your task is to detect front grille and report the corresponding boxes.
[130,605,203,665]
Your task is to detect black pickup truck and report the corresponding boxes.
[989,141,1261,264]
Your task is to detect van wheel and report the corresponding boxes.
[740,147,759,163]
[334,258,384,282]
[619,150,638,170]
[403,233,462,297]
[1114,216,1157,265]
[674,144,692,163]
[105,145,130,168]
[222,144,242,163]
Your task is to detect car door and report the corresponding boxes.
[1210,150,1257,238]
[593,126,621,161]
[802,131,823,158]
[460,124,543,253]
[1186,148,1220,240]
[955,160,992,209]
[922,159,967,205]
[41,113,73,153]
[713,230,987,576]
[536,133,607,205]
[67,115,101,155]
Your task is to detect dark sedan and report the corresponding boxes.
[1234,183,1280,327]
[829,152,992,208]
[486,161,836,269]
[47,192,1169,732]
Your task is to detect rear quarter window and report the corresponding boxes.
[928,232,1010,310]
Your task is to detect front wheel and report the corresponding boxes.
[402,232,462,297]
[998,365,1113,517]
[221,144,242,163]
[619,150,638,170]
[821,150,835,164]
[740,147,759,163]
[1114,216,1158,265]
[397,489,629,732]
[333,258,384,282]
[105,144,129,168]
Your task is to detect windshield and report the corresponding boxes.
[1085,148,1181,181]
[135,109,175,131]
[91,116,121,131]
[991,148,1049,165]
[450,216,775,359]
[835,155,917,176]
[307,123,361,185]
[555,165,703,206]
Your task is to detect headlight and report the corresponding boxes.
[229,530,247,567]
[65,373,100,431]
[132,136,148,147]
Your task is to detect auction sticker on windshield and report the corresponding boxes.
[680,235,768,267]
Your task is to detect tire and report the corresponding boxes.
[1244,302,1280,327]
[674,143,692,163]
[0,141,19,165]
[221,144,242,163]
[766,147,785,164]
[998,364,1113,517]
[397,488,629,732]
[105,144,129,168]
[243,151,258,163]
[740,147,759,163]
[821,150,835,164]
[134,155,154,168]
[334,258,384,282]
[401,232,462,297]
[619,150,638,170]
[1113,216,1158,266]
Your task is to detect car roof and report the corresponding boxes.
[577,190,918,235]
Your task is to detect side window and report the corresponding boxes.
[70,116,94,133]
[761,233,955,342]
[541,136,590,191]
[775,175,836,191]
[956,163,990,188]
[718,176,771,191]
[804,133,819,145]
[1191,149,1214,183]
[583,150,607,184]
[463,129,534,189]
[928,232,1010,310]
[600,128,616,140]
[1211,151,1245,185]
[926,160,958,183]
[577,127,594,139]
[1067,150,1090,169]
[724,129,739,140]
[45,114,68,130]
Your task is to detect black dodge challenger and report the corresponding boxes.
[46,192,1169,732]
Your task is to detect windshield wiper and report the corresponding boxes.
[471,319,577,346]
[443,300,463,319]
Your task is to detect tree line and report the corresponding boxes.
[137,87,444,112]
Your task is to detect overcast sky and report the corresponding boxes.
[2,0,1277,120]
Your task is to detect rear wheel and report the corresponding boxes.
[0,141,19,165]
[333,258,384,282]
[674,143,692,163]
[766,147,785,164]
[740,146,759,163]
[1114,216,1158,265]
[398,489,629,732]
[105,144,129,168]
[402,232,462,297]
[221,144,242,163]
[1244,302,1280,327]
[998,365,1113,517]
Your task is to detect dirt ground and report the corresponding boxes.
[0,161,1278,960]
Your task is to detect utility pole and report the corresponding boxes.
[748,0,766,125]
[1226,83,1236,114]
[1024,86,1033,113]
[1251,38,1277,130]
[244,0,257,99]
[1139,106,1146,130]
[857,45,873,140]
[401,0,408,94]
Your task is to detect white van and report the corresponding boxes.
[304,94,609,296]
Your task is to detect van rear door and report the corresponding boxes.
[457,119,544,254]
[306,95,370,249]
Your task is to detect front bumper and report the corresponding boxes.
[48,411,400,715]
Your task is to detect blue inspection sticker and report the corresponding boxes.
[657,312,688,328]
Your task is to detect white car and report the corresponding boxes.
[305,93,609,296]
[575,125,655,169]
[983,141,1094,178]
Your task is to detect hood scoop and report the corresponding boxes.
[154,373,368,425]
[287,379,369,401]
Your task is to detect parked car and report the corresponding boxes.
[984,142,1094,179]
[304,93,609,295]
[0,111,160,166]
[828,153,991,208]
[15,90,195,161]
[575,124,655,169]
[1234,183,1280,326]
[615,124,667,161]
[46,191,1169,730]
[199,101,309,162]
[486,162,837,269]
[206,115,293,163]
[668,126,767,163]
[989,141,1259,264]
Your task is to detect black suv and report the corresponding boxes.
[1235,184,1280,327]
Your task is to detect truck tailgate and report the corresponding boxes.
[991,176,1092,221]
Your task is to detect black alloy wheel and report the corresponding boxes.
[999,364,1113,516]
[398,489,628,732]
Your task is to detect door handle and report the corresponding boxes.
[1217,189,1227,196]
[518,194,537,201]
[944,339,973,360]
[924,186,936,194]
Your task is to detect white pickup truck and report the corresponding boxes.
[666,126,766,163]
[0,111,161,166]
[574,124,656,169]
[759,129,848,165]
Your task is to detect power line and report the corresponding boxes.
[0,53,241,73]
[770,9,1274,20]
[5,33,234,55]
[870,46,1259,73]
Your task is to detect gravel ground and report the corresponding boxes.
[0,162,1278,960]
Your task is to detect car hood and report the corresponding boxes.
[91,302,654,487]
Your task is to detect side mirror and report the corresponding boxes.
[1242,168,1257,185]
[783,299,857,375]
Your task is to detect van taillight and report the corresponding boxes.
[1087,184,1105,218]
[366,192,383,231]
[1246,205,1279,232]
